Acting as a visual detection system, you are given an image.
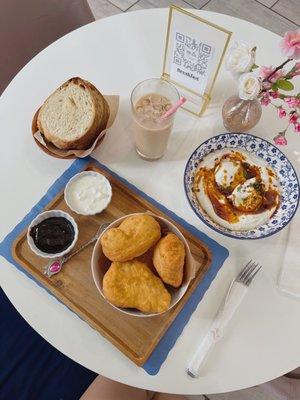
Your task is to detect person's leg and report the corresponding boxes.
[153,393,187,400]
[80,375,150,400]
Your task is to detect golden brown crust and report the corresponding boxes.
[153,233,185,288]
[37,77,110,150]
[100,214,161,262]
[103,260,171,313]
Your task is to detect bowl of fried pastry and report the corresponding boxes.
[91,213,195,317]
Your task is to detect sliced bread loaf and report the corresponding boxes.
[37,77,110,150]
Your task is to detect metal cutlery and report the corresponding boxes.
[187,260,262,378]
[43,222,109,277]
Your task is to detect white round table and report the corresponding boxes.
[1,9,300,395]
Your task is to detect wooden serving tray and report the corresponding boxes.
[12,163,212,366]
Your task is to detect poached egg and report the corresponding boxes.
[214,159,245,191]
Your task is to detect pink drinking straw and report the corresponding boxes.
[160,97,186,120]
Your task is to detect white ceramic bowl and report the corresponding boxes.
[27,210,78,258]
[64,171,112,215]
[91,212,195,317]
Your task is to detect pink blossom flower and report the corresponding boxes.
[273,133,288,145]
[280,29,300,59]
[291,62,300,76]
[262,81,272,90]
[285,97,300,108]
[278,107,287,118]
[295,123,300,133]
[289,113,299,124]
[259,66,285,82]
[260,93,271,106]
[269,91,279,99]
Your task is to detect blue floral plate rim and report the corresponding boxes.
[184,132,300,240]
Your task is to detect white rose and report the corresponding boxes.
[225,41,256,77]
[238,72,261,100]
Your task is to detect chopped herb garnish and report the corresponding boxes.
[252,181,263,193]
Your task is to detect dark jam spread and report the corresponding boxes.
[30,217,75,254]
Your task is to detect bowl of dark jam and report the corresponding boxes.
[27,210,78,258]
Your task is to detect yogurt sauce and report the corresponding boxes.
[196,180,276,230]
[215,159,241,189]
[65,172,112,215]
[194,149,280,231]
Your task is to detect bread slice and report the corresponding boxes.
[37,77,110,150]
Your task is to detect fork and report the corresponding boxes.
[187,260,262,378]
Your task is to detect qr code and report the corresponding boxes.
[173,32,212,76]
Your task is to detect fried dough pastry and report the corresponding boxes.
[153,233,185,288]
[100,214,161,262]
[103,260,171,313]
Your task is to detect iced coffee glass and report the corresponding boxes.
[131,78,180,160]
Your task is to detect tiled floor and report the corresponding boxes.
[86,1,298,399]
[88,0,299,35]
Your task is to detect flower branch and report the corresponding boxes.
[225,28,300,145]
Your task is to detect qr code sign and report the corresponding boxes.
[174,32,212,75]
[170,31,214,94]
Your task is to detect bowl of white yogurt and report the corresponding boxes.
[64,171,112,215]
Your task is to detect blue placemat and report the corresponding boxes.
[0,156,229,376]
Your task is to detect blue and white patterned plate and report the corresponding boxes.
[184,133,299,240]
